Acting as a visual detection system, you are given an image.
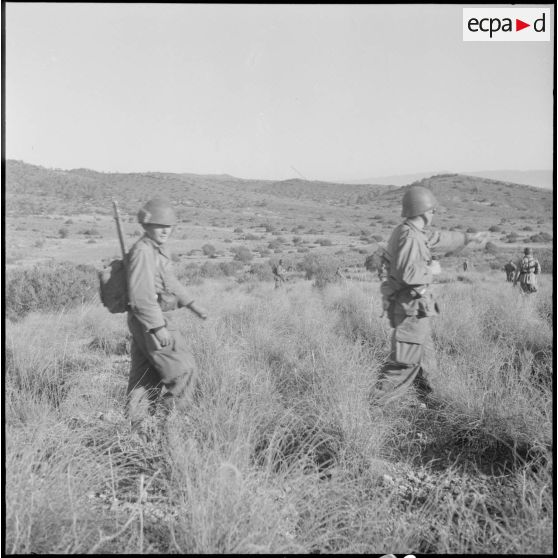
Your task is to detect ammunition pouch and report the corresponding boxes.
[384,284,439,327]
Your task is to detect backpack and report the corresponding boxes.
[98,258,129,313]
[520,256,537,275]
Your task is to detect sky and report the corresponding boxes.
[4,3,555,181]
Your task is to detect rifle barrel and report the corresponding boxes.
[112,200,128,263]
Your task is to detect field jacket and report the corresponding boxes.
[127,235,194,332]
[515,255,541,286]
[382,221,468,319]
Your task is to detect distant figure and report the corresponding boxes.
[503,260,516,282]
[364,244,388,281]
[335,266,345,280]
[462,259,469,272]
[513,247,541,293]
[272,259,286,289]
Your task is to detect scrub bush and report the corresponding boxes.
[232,246,254,263]
[202,244,217,257]
[6,262,98,321]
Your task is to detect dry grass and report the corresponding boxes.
[4,272,553,554]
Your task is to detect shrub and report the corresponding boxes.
[484,241,499,255]
[315,238,333,246]
[372,234,384,242]
[529,232,552,243]
[199,262,224,278]
[80,228,99,236]
[244,233,260,241]
[245,262,274,281]
[522,226,533,231]
[292,236,302,244]
[232,246,253,263]
[298,253,340,287]
[466,227,478,233]
[6,262,98,321]
[58,227,69,239]
[219,260,243,276]
[268,240,282,250]
[202,244,217,257]
[34,239,45,248]
[175,262,203,284]
[488,225,502,233]
[233,227,243,233]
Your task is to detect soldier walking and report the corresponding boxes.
[513,247,541,293]
[272,259,286,288]
[503,260,516,282]
[375,186,486,406]
[126,198,207,441]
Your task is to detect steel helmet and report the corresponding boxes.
[524,247,532,255]
[137,197,177,226]
[401,186,438,218]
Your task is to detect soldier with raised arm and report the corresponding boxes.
[376,186,486,406]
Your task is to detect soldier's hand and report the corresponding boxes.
[429,260,442,275]
[154,326,172,347]
[188,302,208,320]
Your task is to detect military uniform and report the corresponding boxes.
[514,253,541,293]
[376,221,469,404]
[503,261,516,282]
[126,234,198,427]
[272,261,286,288]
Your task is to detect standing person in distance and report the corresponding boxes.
[376,186,487,407]
[126,197,208,441]
[504,260,517,283]
[272,259,287,289]
[513,247,541,293]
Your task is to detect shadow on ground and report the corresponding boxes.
[385,396,551,476]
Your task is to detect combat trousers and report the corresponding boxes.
[126,312,197,427]
[375,310,436,405]
[519,273,537,293]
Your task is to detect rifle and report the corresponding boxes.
[98,201,129,314]
[113,200,128,271]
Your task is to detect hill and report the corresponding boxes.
[336,169,553,190]
[4,160,553,271]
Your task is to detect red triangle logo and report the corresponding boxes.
[516,19,530,31]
